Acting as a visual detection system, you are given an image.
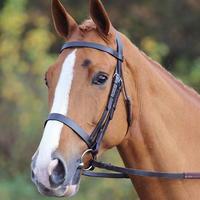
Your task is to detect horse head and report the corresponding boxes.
[31,0,130,197]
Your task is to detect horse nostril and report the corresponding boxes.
[31,170,35,179]
[49,159,66,188]
[31,170,36,183]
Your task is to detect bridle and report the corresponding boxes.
[45,32,200,180]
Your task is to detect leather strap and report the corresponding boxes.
[82,160,200,179]
[61,41,123,62]
[83,170,129,179]
[89,73,122,153]
[45,113,91,147]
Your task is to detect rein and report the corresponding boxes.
[83,160,200,179]
[45,32,200,180]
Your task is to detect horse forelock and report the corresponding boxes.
[79,19,96,32]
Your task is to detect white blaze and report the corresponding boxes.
[34,50,76,176]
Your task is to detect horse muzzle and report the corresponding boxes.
[31,152,81,197]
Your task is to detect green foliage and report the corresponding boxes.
[0,0,199,199]
[173,57,200,92]
[0,0,55,175]
[141,36,169,63]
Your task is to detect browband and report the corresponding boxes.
[61,41,123,62]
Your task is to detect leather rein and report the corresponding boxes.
[45,33,200,180]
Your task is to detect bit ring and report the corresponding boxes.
[80,149,94,171]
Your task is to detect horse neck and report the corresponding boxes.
[118,37,200,199]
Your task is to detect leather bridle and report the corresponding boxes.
[44,32,200,180]
[45,33,131,155]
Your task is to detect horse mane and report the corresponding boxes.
[140,50,200,101]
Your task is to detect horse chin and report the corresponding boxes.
[37,184,80,198]
[63,184,80,197]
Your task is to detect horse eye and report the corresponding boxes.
[92,72,108,86]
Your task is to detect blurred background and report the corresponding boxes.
[0,0,199,199]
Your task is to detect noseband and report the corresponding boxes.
[45,33,200,180]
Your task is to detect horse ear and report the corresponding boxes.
[90,0,112,36]
[51,0,78,40]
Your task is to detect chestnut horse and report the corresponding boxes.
[31,0,200,199]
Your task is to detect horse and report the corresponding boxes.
[31,0,200,199]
